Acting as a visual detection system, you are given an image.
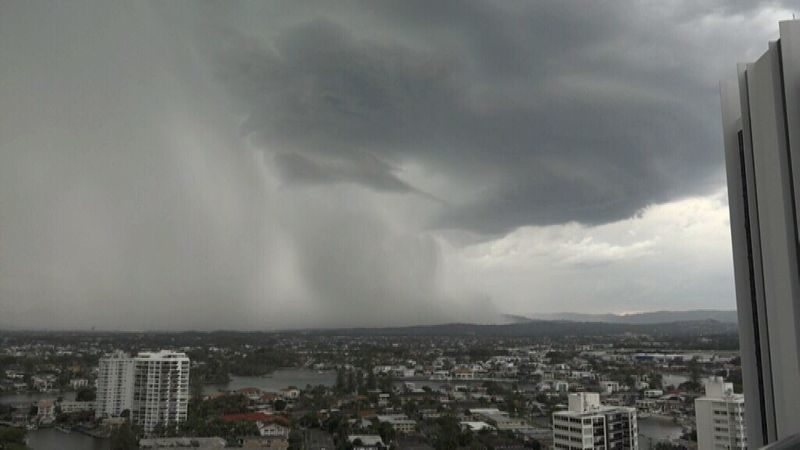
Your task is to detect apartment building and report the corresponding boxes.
[95,350,135,419]
[552,393,638,450]
[131,350,191,434]
[95,350,190,434]
[695,377,747,450]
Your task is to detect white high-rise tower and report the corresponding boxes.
[95,350,135,419]
[695,377,747,450]
[94,350,190,434]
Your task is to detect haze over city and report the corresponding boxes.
[1,1,795,330]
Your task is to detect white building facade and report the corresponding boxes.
[552,393,638,450]
[95,350,190,434]
[721,19,800,447]
[95,350,135,419]
[131,350,191,434]
[695,377,747,450]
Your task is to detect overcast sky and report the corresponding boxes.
[0,1,796,330]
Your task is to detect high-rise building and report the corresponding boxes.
[95,350,135,419]
[695,377,747,450]
[131,350,191,434]
[552,392,638,450]
[721,19,800,447]
[94,350,190,434]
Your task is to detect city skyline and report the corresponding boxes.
[1,1,796,330]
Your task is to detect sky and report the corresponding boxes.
[0,0,797,330]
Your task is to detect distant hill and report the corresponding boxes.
[518,309,738,324]
[302,318,737,338]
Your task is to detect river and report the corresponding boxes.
[0,391,76,406]
[27,428,109,450]
[203,368,336,394]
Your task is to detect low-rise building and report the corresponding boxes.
[377,414,416,434]
[37,399,56,423]
[695,377,746,450]
[59,400,95,414]
[552,393,638,450]
[70,378,89,389]
[348,435,386,450]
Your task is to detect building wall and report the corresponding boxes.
[722,18,800,447]
[696,397,747,450]
[95,352,135,418]
[95,350,190,434]
[131,351,190,434]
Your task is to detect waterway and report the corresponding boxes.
[0,391,75,406]
[0,425,109,450]
[638,416,684,450]
[203,368,336,394]
[27,428,110,450]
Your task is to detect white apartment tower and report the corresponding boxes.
[95,350,190,434]
[695,377,747,450]
[95,350,135,419]
[552,392,638,450]
[131,350,191,434]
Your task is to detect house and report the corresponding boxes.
[644,389,664,398]
[59,400,95,414]
[377,414,416,434]
[348,435,386,450]
[281,388,300,399]
[70,378,89,389]
[37,399,56,423]
[238,387,263,401]
[460,421,494,432]
[599,380,620,393]
[32,375,56,392]
[242,436,290,450]
[258,422,290,438]
[453,368,475,380]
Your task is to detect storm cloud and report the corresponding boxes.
[0,0,795,329]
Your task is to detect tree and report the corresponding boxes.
[0,427,28,450]
[76,388,96,402]
[336,368,346,392]
[288,430,303,450]
[688,357,702,384]
[377,421,396,445]
[654,443,686,450]
[111,421,138,450]
[274,399,288,411]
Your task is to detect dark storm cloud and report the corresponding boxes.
[0,0,792,330]
[214,0,794,234]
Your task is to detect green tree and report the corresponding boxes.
[688,357,702,384]
[110,421,138,450]
[377,421,396,445]
[288,430,303,450]
[75,388,96,402]
[0,427,29,450]
[336,368,346,392]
